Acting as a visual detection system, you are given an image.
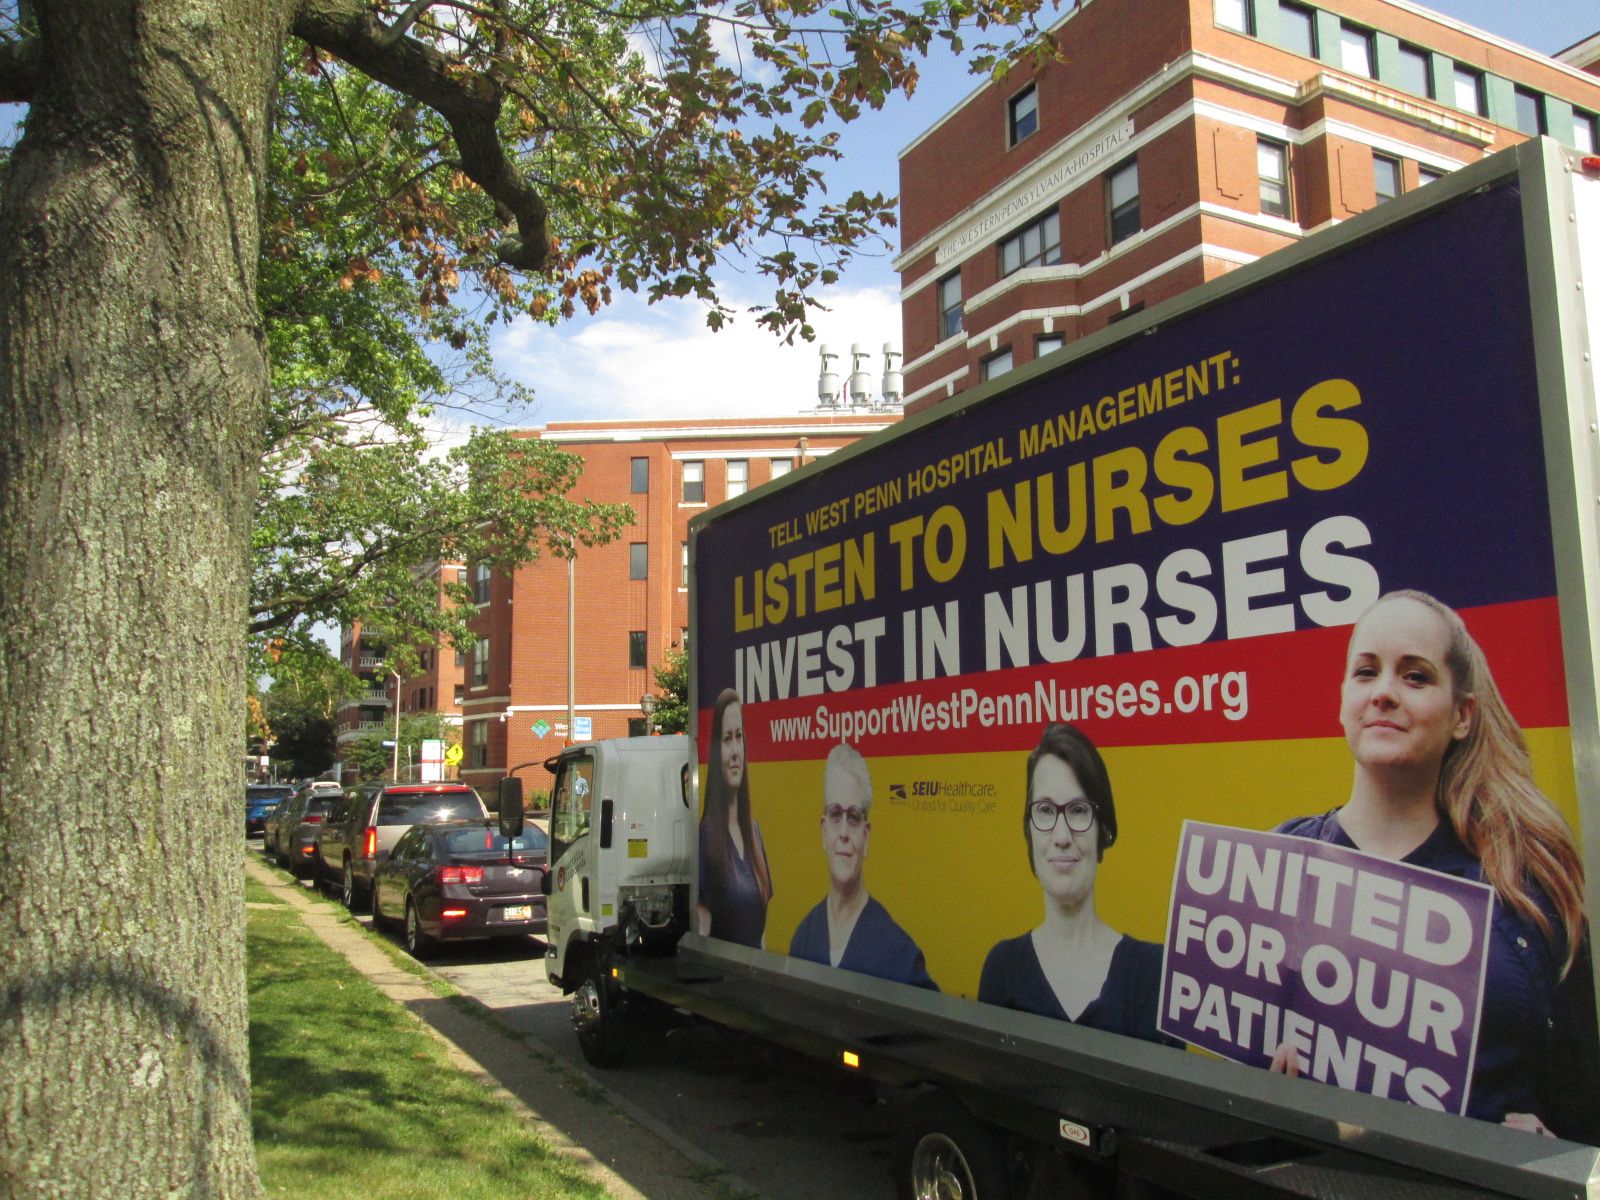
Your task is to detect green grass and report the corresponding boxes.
[248,903,606,1199]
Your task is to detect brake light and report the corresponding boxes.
[304,814,323,824]
[362,827,377,858]
[300,845,315,856]
[438,865,484,885]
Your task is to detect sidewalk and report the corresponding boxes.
[245,856,752,1200]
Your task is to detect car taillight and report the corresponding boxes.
[362,827,377,858]
[438,865,484,885]
[300,845,315,856]
[304,814,323,824]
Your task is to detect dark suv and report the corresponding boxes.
[316,781,488,908]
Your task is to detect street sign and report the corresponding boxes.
[531,719,551,738]
[444,743,464,766]
[574,716,592,740]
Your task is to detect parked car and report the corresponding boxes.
[372,819,549,958]
[263,785,342,876]
[244,784,292,836]
[316,781,488,909]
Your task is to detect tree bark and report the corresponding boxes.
[0,1,291,1195]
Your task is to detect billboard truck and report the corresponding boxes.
[501,139,1600,1200]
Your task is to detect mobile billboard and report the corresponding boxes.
[692,151,1600,1144]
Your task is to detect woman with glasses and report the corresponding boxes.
[788,742,937,989]
[978,723,1173,1043]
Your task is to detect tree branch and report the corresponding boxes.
[292,0,550,270]
[0,36,43,103]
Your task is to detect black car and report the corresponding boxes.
[371,819,549,958]
[245,784,293,835]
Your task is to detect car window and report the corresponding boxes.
[304,797,335,817]
[376,789,483,825]
[440,826,549,856]
[391,826,427,860]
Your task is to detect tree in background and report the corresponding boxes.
[650,646,690,735]
[342,711,461,781]
[0,0,1049,1193]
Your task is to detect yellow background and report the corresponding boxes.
[738,728,1579,1000]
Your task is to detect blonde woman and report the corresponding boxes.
[1276,590,1598,1141]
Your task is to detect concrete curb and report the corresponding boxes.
[245,853,764,1200]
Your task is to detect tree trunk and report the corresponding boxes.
[0,1,290,1195]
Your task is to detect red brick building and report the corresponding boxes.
[897,0,1600,411]
[457,415,898,794]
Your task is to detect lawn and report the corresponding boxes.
[248,890,606,1200]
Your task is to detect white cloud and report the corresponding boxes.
[492,284,902,423]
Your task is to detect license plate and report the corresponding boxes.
[500,905,533,922]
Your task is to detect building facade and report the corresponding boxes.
[896,0,1600,411]
[457,414,897,795]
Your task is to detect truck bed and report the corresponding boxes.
[623,938,1600,1200]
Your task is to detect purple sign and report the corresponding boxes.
[1159,822,1493,1116]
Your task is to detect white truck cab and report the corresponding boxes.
[499,735,695,1064]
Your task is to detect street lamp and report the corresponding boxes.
[639,692,657,736]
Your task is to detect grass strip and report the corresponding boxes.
[249,902,607,1200]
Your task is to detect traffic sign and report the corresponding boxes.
[444,743,464,766]
[574,716,592,740]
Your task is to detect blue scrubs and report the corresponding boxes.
[1278,810,1600,1144]
[698,818,769,949]
[789,895,938,990]
[978,932,1180,1046]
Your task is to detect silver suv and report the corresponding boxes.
[316,781,488,909]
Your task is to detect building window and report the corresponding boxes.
[1276,2,1316,58]
[1373,154,1400,203]
[1397,43,1432,98]
[1214,0,1251,34]
[453,684,463,705]
[629,542,647,580]
[471,563,491,604]
[1452,66,1485,116]
[681,461,705,503]
[1257,138,1290,218]
[981,348,1014,381]
[770,458,794,479]
[1513,88,1545,137]
[1008,84,1038,146]
[1035,333,1065,358]
[467,720,488,768]
[998,210,1061,276]
[627,718,648,738]
[726,459,748,498]
[1107,160,1140,245]
[1339,24,1373,77]
[680,541,689,587]
[1418,166,1443,187]
[630,456,649,494]
[937,271,962,341]
[455,567,468,585]
[471,638,489,687]
[628,630,647,669]
[1574,111,1598,155]
[455,647,465,667]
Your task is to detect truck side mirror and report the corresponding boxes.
[498,777,524,839]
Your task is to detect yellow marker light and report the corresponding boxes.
[611,967,619,979]
[841,1050,861,1069]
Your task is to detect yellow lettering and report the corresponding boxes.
[924,506,967,583]
[1217,399,1288,513]
[844,535,875,604]
[889,516,923,590]
[988,481,1034,568]
[734,575,754,632]
[1291,379,1369,491]
[787,552,815,618]
[813,544,842,612]
[1094,446,1152,542]
[764,563,788,625]
[1152,425,1214,526]
[1037,465,1089,555]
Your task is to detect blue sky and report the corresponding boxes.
[493,0,1600,427]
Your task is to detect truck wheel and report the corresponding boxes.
[897,1091,1009,1200]
[572,961,625,1069]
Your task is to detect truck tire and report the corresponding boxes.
[572,960,626,1069]
[896,1091,1010,1200]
